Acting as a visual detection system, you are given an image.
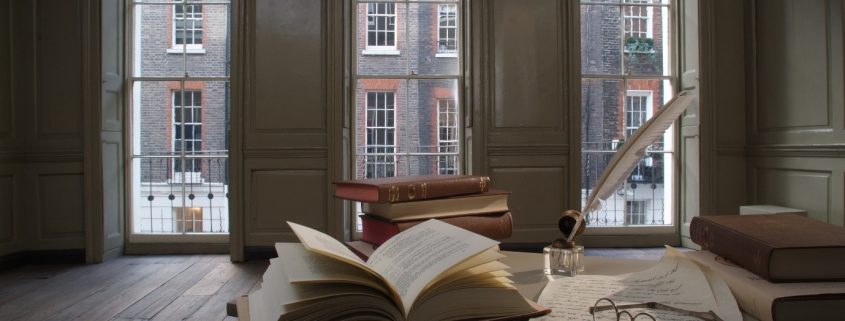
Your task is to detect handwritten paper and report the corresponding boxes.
[536,247,741,321]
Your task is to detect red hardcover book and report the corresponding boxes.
[334,175,491,203]
[361,212,513,246]
[690,214,845,282]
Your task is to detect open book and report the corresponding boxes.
[247,219,548,321]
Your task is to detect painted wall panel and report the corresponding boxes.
[246,168,326,244]
[252,0,324,132]
[755,0,829,130]
[0,175,13,242]
[35,0,83,140]
[491,0,562,130]
[37,173,85,238]
[754,167,830,222]
[0,1,10,138]
[102,135,123,252]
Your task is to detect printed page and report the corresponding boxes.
[536,247,741,321]
[288,221,369,270]
[366,219,499,315]
[274,243,387,292]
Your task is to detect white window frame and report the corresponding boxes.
[437,99,459,174]
[624,1,653,40]
[435,4,458,58]
[624,90,653,139]
[172,90,203,184]
[365,91,397,178]
[362,2,399,55]
[168,3,206,54]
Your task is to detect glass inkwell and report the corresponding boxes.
[544,210,585,277]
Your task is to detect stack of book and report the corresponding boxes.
[334,175,513,249]
[687,214,845,321]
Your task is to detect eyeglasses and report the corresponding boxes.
[590,298,723,321]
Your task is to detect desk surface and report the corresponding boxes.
[235,251,657,320]
[499,251,655,301]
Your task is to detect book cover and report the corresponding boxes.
[246,219,548,321]
[687,250,845,321]
[361,189,510,221]
[333,175,491,203]
[361,211,513,245]
[689,214,845,282]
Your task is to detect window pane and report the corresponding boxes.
[133,4,185,77]
[624,6,670,76]
[581,4,622,75]
[186,4,230,77]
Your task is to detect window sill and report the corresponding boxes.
[361,49,400,56]
[167,48,206,55]
[435,52,458,58]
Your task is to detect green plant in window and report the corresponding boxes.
[624,37,657,65]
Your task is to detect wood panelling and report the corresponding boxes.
[755,0,829,130]
[0,175,13,243]
[490,163,567,242]
[753,167,832,222]
[36,173,85,240]
[35,0,83,145]
[0,1,10,139]
[491,0,563,131]
[244,163,327,245]
[249,0,324,138]
[102,133,123,256]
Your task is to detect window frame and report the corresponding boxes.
[172,90,203,178]
[168,2,205,54]
[436,3,458,57]
[364,91,398,179]
[437,98,459,175]
[580,0,678,237]
[362,2,399,55]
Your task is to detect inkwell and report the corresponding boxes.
[543,210,585,277]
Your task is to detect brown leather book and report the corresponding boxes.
[690,214,845,282]
[361,211,513,246]
[361,189,510,221]
[333,175,491,203]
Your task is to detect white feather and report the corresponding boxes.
[582,91,696,214]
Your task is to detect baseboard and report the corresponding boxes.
[0,249,86,270]
[244,246,278,261]
[124,242,229,255]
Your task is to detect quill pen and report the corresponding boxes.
[562,91,696,242]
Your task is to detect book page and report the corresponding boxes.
[536,247,741,321]
[274,243,387,292]
[366,219,499,315]
[288,221,369,270]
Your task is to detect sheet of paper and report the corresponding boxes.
[536,247,741,321]
[366,219,499,315]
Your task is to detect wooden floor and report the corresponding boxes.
[0,255,267,321]
[0,248,671,321]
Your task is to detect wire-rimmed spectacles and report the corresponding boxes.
[589,298,723,321]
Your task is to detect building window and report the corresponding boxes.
[365,91,396,179]
[173,90,202,175]
[624,1,651,40]
[625,200,648,225]
[581,0,674,229]
[437,4,458,56]
[173,3,203,49]
[438,99,458,175]
[365,3,396,53]
[625,91,651,139]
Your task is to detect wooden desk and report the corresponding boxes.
[233,251,656,320]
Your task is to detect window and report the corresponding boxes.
[580,0,674,231]
[173,3,203,51]
[353,0,464,233]
[130,0,230,238]
[437,4,458,56]
[438,99,458,174]
[625,91,651,139]
[173,90,202,177]
[365,92,397,178]
[364,3,397,54]
[624,0,652,40]
[625,201,648,225]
